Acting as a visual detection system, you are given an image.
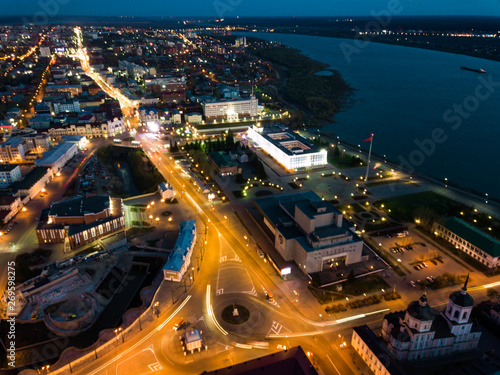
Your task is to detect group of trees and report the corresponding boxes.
[170,130,268,180]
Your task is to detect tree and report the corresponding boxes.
[255,160,268,180]
[413,206,438,231]
[347,269,355,284]
[235,173,245,184]
[487,289,499,300]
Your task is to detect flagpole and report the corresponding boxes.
[364,134,374,183]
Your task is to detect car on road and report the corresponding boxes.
[266,293,274,302]
[257,249,265,259]
[410,281,416,287]
[277,345,287,350]
[173,317,184,331]
[383,273,391,277]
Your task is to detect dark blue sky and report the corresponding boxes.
[3,0,500,17]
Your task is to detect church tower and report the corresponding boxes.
[444,274,474,324]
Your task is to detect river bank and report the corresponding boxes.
[251,42,354,127]
[244,32,500,196]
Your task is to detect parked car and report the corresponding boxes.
[430,260,437,265]
[421,262,428,268]
[383,273,391,277]
[410,281,416,287]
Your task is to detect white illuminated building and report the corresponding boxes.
[247,125,327,171]
[203,96,258,119]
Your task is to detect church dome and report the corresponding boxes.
[407,294,435,321]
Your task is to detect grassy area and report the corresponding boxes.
[328,153,365,169]
[342,274,390,296]
[366,179,405,187]
[232,190,243,198]
[351,204,366,213]
[374,191,465,223]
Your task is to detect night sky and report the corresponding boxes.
[3,0,500,17]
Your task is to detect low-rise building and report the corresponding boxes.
[247,125,327,172]
[60,135,88,150]
[0,194,22,224]
[184,112,202,124]
[208,152,238,177]
[171,109,182,124]
[0,164,22,188]
[21,133,53,154]
[8,167,53,200]
[53,100,80,114]
[434,217,500,268]
[34,142,78,173]
[158,182,174,200]
[185,329,203,352]
[48,117,125,139]
[163,220,196,282]
[352,325,408,375]
[0,137,27,163]
[29,114,52,129]
[139,107,158,125]
[45,85,82,96]
[254,191,363,274]
[36,196,125,249]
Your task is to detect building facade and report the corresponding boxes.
[434,217,500,268]
[247,125,327,171]
[203,96,258,119]
[208,152,238,177]
[163,220,196,282]
[48,118,126,139]
[36,196,125,249]
[53,100,80,114]
[381,277,481,361]
[0,164,22,188]
[254,191,363,274]
[352,325,408,375]
[0,137,27,163]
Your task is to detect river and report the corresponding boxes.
[245,32,500,197]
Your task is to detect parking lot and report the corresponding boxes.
[372,229,470,288]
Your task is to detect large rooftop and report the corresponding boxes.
[441,217,500,257]
[252,125,324,157]
[200,346,317,375]
[35,142,76,166]
[8,167,50,191]
[163,220,196,273]
[49,196,110,217]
